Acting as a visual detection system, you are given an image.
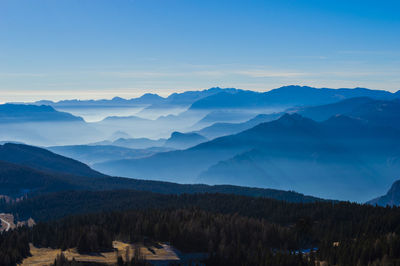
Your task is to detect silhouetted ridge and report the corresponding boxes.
[164,131,208,149]
[367,180,400,206]
[0,143,105,178]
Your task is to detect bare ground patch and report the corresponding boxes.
[19,241,180,266]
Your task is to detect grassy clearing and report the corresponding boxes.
[19,241,179,265]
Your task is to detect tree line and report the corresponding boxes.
[2,190,400,265]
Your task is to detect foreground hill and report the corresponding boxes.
[0,160,81,197]
[0,143,105,178]
[2,189,329,222]
[0,143,323,203]
[94,113,400,201]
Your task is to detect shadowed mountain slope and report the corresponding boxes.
[0,143,105,178]
[367,180,400,206]
[94,113,400,201]
[0,143,324,203]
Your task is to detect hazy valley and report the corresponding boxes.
[2,86,400,265]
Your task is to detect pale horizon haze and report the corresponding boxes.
[1,0,399,102]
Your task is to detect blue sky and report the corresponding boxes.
[0,0,399,101]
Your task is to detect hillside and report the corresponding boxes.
[0,143,105,178]
[94,113,400,201]
[2,189,328,222]
[0,160,81,197]
[0,143,323,203]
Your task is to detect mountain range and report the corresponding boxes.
[2,86,400,202]
[188,86,399,111]
[2,86,399,145]
[94,108,400,202]
[194,96,400,140]
[0,143,323,204]
[50,131,208,165]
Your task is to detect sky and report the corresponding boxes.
[0,0,399,102]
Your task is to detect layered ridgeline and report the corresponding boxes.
[35,87,232,109]
[196,113,282,139]
[0,143,323,203]
[88,86,400,139]
[188,85,398,110]
[48,131,207,165]
[94,98,400,202]
[196,97,400,140]
[47,145,171,165]
[3,86,400,145]
[33,86,399,112]
[0,104,99,146]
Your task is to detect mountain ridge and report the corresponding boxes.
[94,112,400,201]
[0,143,325,204]
[367,180,400,206]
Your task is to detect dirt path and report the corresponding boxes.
[0,217,10,231]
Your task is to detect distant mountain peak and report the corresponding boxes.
[111,96,125,101]
[275,113,310,126]
[165,131,208,149]
[367,180,400,206]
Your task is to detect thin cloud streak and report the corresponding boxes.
[0,73,46,78]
